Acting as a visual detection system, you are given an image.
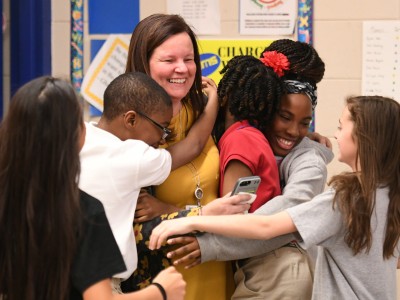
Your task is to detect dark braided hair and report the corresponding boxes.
[213,55,283,143]
[262,39,325,87]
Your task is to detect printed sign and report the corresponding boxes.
[80,35,130,111]
[239,0,297,35]
[362,21,400,102]
[199,39,273,83]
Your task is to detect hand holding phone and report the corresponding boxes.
[237,192,257,204]
[230,176,261,204]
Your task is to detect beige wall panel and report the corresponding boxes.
[219,21,239,37]
[315,0,400,20]
[51,22,71,78]
[51,0,71,77]
[220,0,238,21]
[52,0,70,22]
[140,0,166,18]
[314,20,362,79]
[3,0,9,16]
[315,79,361,136]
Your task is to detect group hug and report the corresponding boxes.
[0,13,399,300]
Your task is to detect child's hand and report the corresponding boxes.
[201,76,217,105]
[135,190,179,222]
[149,218,196,250]
[202,193,251,215]
[167,236,201,269]
[152,266,186,300]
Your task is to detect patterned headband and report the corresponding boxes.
[283,80,318,110]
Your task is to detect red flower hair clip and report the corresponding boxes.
[260,51,290,77]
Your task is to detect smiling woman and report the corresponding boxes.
[122,14,239,300]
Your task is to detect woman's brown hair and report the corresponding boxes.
[329,96,400,259]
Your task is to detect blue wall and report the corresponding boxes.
[89,0,139,34]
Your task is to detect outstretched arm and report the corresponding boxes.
[149,211,296,250]
[167,77,218,170]
[136,193,250,253]
[135,189,250,223]
[170,142,332,264]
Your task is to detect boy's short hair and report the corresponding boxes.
[103,72,171,120]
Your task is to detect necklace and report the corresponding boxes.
[186,162,204,205]
[178,102,203,204]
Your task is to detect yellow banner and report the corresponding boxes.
[198,39,274,83]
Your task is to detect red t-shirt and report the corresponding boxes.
[218,120,281,212]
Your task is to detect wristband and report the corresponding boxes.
[152,282,167,300]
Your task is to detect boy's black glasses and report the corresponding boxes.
[137,111,172,140]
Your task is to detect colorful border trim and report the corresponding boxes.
[297,0,315,131]
[71,0,84,91]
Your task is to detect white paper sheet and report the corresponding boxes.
[362,21,400,102]
[80,35,130,111]
[239,0,297,35]
[167,0,220,35]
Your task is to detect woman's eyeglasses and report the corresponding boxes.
[137,111,172,140]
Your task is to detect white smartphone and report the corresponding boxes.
[230,176,261,204]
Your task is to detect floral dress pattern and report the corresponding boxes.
[121,207,200,291]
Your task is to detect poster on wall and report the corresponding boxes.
[80,35,273,110]
[239,0,297,35]
[362,21,400,102]
[167,0,221,35]
[80,35,130,111]
[199,39,273,83]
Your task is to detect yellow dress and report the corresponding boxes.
[155,101,234,300]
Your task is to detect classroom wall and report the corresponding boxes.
[35,7,400,182]
[48,0,399,177]
[140,0,400,182]
[49,0,399,181]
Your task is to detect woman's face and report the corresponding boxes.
[265,93,312,157]
[149,32,196,105]
[334,105,358,171]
